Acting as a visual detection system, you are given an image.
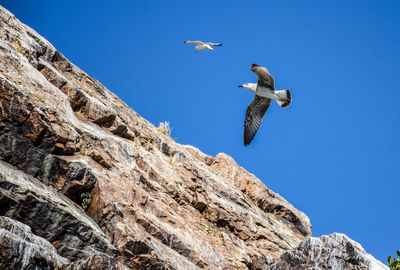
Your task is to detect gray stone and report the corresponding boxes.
[0,216,68,269]
[270,233,388,270]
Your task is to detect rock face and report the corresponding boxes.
[270,233,388,270]
[0,5,387,270]
[0,216,67,269]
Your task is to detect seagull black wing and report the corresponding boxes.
[244,96,271,146]
[206,42,223,47]
[250,64,275,89]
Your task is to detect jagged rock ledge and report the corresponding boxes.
[0,5,387,270]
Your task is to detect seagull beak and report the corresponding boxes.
[238,85,243,88]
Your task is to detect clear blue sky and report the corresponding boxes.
[3,0,399,264]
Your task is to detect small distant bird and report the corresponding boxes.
[184,40,223,52]
[239,64,292,146]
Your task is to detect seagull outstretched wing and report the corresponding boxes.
[206,42,223,47]
[244,96,271,146]
[250,64,275,89]
[184,41,204,45]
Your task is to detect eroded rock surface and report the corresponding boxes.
[0,216,68,269]
[0,5,386,270]
[270,233,388,270]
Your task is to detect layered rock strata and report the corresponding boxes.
[270,233,388,270]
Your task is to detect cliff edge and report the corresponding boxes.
[0,6,387,270]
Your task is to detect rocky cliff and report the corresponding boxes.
[0,5,387,270]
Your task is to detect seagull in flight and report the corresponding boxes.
[239,64,292,146]
[184,40,223,52]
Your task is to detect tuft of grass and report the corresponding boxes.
[388,251,400,270]
[32,91,45,103]
[157,121,172,136]
[80,140,94,155]
[252,197,259,207]
[11,37,28,56]
[167,155,178,170]
[79,191,92,210]
[78,106,86,114]
[206,221,223,242]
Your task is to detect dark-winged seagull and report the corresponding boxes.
[239,64,292,146]
[184,40,223,52]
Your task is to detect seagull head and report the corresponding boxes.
[238,83,257,93]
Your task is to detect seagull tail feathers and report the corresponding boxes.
[275,89,292,108]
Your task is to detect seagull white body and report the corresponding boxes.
[184,40,223,52]
[240,83,288,106]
